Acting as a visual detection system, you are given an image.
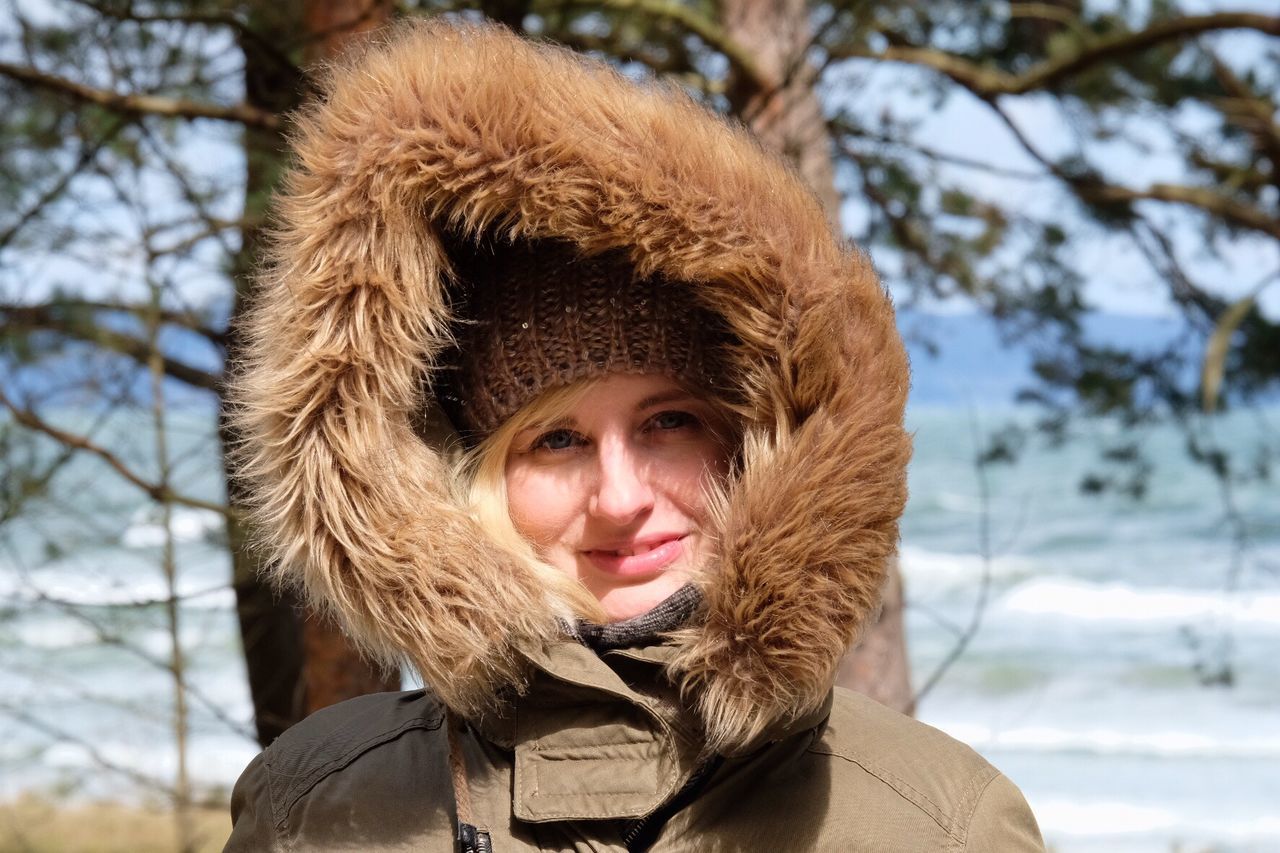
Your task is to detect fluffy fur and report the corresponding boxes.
[232,19,911,753]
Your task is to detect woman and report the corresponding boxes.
[226,18,1044,852]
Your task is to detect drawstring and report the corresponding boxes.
[447,710,493,853]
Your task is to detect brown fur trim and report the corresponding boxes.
[231,19,911,749]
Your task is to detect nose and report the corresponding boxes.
[588,437,654,524]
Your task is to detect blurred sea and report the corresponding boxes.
[2,395,1278,851]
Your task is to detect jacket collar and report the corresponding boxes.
[473,637,833,821]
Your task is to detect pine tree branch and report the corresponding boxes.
[0,388,230,517]
[560,0,769,92]
[831,12,1280,97]
[0,61,281,130]
[984,99,1280,239]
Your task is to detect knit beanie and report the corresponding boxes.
[436,238,726,443]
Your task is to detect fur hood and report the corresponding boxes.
[233,18,911,753]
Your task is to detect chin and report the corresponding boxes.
[598,580,683,622]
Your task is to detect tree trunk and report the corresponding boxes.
[227,0,396,748]
[720,0,914,714]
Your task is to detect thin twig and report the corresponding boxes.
[0,702,173,796]
[912,409,997,707]
[831,119,1050,181]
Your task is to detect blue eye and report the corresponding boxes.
[650,411,697,431]
[532,428,581,452]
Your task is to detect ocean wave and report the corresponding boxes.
[937,721,1280,760]
[898,544,1033,587]
[1034,797,1280,844]
[997,578,1280,630]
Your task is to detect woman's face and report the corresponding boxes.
[504,373,729,622]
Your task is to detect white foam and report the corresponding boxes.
[937,721,1280,759]
[1035,797,1280,846]
[1036,799,1177,835]
[898,544,1031,589]
[998,577,1280,630]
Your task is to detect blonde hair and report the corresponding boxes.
[456,376,741,625]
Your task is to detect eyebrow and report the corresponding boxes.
[634,389,697,411]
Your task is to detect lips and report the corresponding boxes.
[582,535,687,578]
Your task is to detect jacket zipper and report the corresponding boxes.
[620,756,724,852]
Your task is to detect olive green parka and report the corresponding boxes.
[226,18,1044,852]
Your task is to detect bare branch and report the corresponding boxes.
[912,411,997,709]
[1007,2,1092,37]
[1208,53,1280,188]
[3,300,225,347]
[831,13,1280,98]
[136,121,240,261]
[21,581,257,742]
[1129,216,1221,327]
[1,304,223,388]
[0,388,230,517]
[0,61,281,130]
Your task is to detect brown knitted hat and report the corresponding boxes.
[436,238,726,442]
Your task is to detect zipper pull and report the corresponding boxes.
[457,822,493,853]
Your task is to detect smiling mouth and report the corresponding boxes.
[582,535,687,577]
[598,542,666,557]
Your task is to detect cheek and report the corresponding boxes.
[658,442,727,518]
[504,466,576,546]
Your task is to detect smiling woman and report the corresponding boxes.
[500,374,730,621]
[438,236,743,626]
[225,17,1043,853]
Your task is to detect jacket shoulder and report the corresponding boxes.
[811,688,1043,850]
[226,690,449,850]
[266,689,445,788]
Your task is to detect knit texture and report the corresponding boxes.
[438,239,724,441]
[571,584,702,652]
